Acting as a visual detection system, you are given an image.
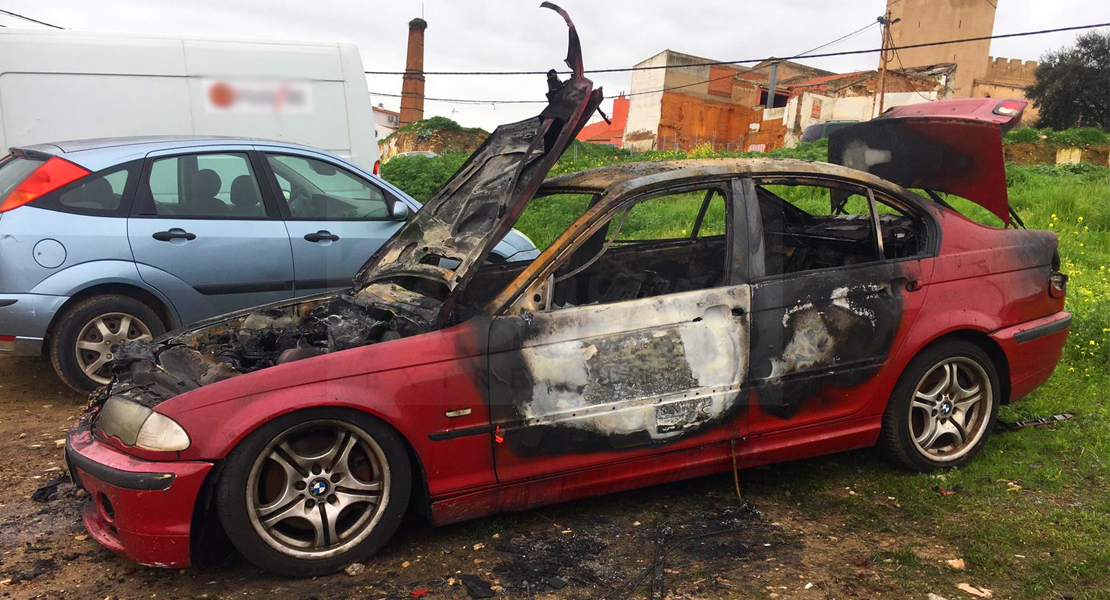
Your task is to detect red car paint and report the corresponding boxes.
[67,412,212,567]
[65,92,1068,568]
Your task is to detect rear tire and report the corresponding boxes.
[880,340,1001,472]
[49,295,165,393]
[216,408,411,577]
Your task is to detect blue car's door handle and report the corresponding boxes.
[304,231,340,243]
[152,229,196,242]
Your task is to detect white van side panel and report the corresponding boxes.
[181,40,345,80]
[1,73,194,144]
[0,30,378,166]
[338,43,378,169]
[187,79,353,153]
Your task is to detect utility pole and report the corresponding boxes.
[876,11,901,117]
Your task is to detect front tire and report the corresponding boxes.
[216,408,411,577]
[49,295,164,393]
[880,340,1001,471]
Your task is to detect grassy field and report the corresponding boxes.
[386,143,1110,597]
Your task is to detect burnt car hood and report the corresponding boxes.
[93,3,602,409]
[829,98,1027,224]
[351,2,602,327]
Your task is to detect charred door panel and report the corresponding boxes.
[488,286,751,482]
[747,261,925,433]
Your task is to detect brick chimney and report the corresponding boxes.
[399,17,427,126]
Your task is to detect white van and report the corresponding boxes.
[0,29,380,172]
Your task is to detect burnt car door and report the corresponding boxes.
[486,183,752,483]
[742,176,933,434]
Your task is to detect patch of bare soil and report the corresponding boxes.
[1004,142,1110,165]
[1,354,961,599]
[379,128,488,161]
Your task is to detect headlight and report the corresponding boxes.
[97,396,191,452]
[135,412,191,451]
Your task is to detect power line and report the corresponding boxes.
[0,8,65,29]
[885,27,937,102]
[370,20,880,106]
[365,22,1109,76]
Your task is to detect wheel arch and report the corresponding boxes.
[190,403,434,555]
[904,329,1012,404]
[44,282,178,351]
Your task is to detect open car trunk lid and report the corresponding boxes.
[828,98,1027,224]
[352,2,603,328]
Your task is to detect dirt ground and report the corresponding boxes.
[0,354,965,600]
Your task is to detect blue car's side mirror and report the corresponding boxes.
[391,202,411,220]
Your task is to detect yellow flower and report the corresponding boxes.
[1091,340,1097,346]
[1068,367,1076,372]
[1051,214,1057,219]
[1078,216,1084,222]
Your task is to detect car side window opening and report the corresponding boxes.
[142,153,266,218]
[265,154,390,220]
[754,179,926,277]
[35,162,139,216]
[548,187,730,309]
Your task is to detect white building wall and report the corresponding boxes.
[622,51,669,152]
[783,90,938,147]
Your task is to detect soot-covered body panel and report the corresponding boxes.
[488,286,751,460]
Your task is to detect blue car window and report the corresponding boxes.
[266,154,390,221]
[144,153,266,218]
[57,169,128,212]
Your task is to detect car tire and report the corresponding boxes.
[879,339,1001,472]
[216,408,411,577]
[49,294,165,393]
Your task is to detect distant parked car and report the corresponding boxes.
[800,120,860,142]
[0,137,538,391]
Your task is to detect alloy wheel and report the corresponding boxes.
[246,420,390,560]
[74,312,153,384]
[908,356,993,462]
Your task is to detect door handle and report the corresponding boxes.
[304,231,340,243]
[152,229,196,242]
[890,277,922,292]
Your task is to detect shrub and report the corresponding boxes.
[379,152,469,202]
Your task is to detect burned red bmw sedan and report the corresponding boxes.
[65,6,1069,577]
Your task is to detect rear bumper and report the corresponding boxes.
[991,311,1071,403]
[0,293,68,355]
[66,412,212,568]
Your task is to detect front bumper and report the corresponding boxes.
[0,293,69,355]
[991,311,1072,403]
[66,412,213,568]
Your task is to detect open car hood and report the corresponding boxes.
[352,2,603,327]
[90,4,602,408]
[828,98,1027,224]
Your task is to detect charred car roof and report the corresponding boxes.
[540,157,929,204]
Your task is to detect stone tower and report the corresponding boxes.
[884,0,997,98]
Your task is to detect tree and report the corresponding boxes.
[1026,31,1110,130]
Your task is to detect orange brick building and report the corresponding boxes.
[622,50,833,152]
